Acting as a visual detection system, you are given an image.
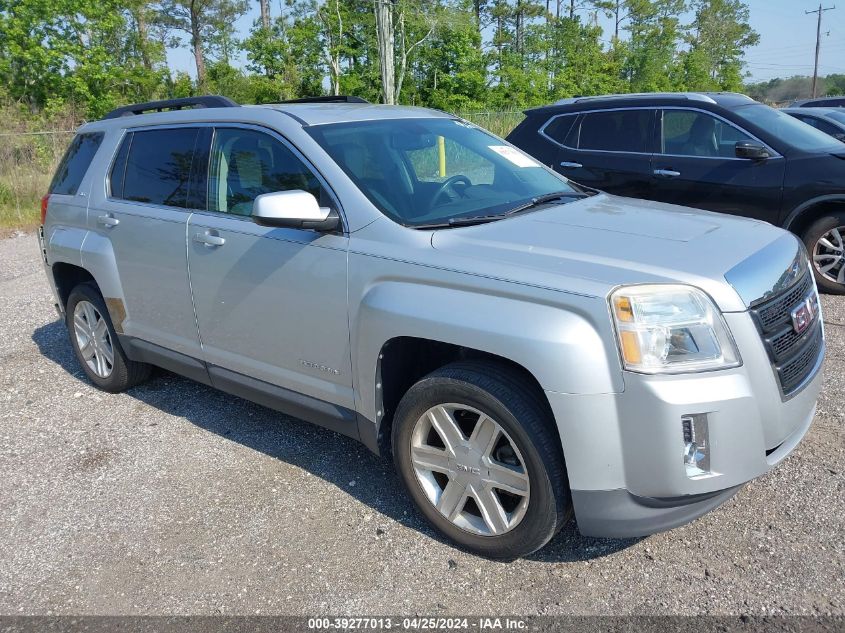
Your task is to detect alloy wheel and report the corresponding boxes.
[813,226,845,285]
[73,300,115,378]
[410,404,530,536]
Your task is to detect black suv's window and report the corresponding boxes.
[111,128,200,208]
[576,109,652,153]
[49,132,104,195]
[542,114,578,146]
[799,115,841,137]
[208,128,325,216]
[661,110,753,158]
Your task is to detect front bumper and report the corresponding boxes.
[546,311,823,538]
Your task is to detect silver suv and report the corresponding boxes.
[39,95,825,559]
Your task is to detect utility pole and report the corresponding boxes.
[806,4,835,98]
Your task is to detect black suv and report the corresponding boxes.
[506,92,845,293]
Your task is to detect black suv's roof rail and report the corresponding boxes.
[275,95,370,104]
[103,95,239,120]
[552,92,723,106]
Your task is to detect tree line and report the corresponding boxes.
[0,0,762,119]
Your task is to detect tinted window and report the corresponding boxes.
[576,110,652,153]
[543,115,578,146]
[120,128,199,208]
[109,133,131,198]
[825,111,845,125]
[808,118,842,136]
[208,128,325,216]
[49,132,104,195]
[661,110,752,158]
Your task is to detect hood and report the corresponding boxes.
[431,194,800,312]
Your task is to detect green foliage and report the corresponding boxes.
[0,0,764,117]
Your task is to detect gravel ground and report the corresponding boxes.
[0,231,842,617]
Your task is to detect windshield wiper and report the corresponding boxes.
[413,191,589,230]
[501,190,588,217]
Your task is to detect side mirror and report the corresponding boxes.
[252,190,340,232]
[735,141,771,160]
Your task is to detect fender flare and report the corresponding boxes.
[783,194,845,232]
[351,280,624,426]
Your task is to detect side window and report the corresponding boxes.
[115,128,200,208]
[810,118,841,136]
[577,110,652,153]
[49,132,104,195]
[542,114,578,146]
[208,128,325,216]
[661,110,753,158]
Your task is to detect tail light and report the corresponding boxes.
[40,194,50,225]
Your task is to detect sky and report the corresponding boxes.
[166,0,845,84]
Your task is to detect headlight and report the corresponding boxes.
[610,284,740,374]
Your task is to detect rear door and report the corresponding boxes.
[94,126,208,358]
[650,108,785,222]
[551,108,656,197]
[186,125,354,413]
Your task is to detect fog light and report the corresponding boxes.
[681,414,711,478]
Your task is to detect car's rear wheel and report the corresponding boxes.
[802,213,845,295]
[66,283,151,392]
[392,361,571,559]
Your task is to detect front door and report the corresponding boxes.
[650,108,785,222]
[186,126,354,413]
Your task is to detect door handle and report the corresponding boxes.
[194,231,226,247]
[559,161,583,169]
[97,214,119,228]
[653,169,681,178]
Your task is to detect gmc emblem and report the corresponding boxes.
[790,293,819,335]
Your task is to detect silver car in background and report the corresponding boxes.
[38,96,824,559]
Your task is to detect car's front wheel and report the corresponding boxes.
[392,362,571,559]
[803,213,845,295]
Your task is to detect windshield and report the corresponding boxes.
[825,110,845,125]
[306,118,579,227]
[733,104,842,152]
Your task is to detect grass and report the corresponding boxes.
[0,130,73,233]
[0,112,524,234]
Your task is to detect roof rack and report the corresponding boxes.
[103,96,239,120]
[276,95,370,104]
[552,92,719,106]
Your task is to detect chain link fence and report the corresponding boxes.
[456,110,525,137]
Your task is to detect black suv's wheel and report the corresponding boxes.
[802,213,845,295]
[65,283,151,392]
[392,361,571,559]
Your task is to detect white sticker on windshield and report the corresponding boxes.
[488,145,541,168]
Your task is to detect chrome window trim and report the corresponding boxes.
[538,107,655,156]
[537,105,782,161]
[104,121,348,233]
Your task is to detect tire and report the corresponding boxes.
[801,213,845,295]
[392,361,571,559]
[65,282,151,392]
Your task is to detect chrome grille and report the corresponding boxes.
[754,273,813,331]
[750,271,823,397]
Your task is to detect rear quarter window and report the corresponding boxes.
[49,132,104,195]
[541,114,579,147]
